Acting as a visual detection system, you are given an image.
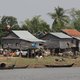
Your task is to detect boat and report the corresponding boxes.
[45,63,74,68]
[0,64,15,70]
[0,62,28,69]
[13,65,28,69]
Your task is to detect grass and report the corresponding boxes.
[0,55,80,68]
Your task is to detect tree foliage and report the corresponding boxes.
[22,15,51,34]
[0,16,20,37]
[48,7,69,32]
[1,16,20,30]
[69,8,80,30]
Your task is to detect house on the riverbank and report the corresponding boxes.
[62,29,80,51]
[1,30,44,50]
[41,32,72,51]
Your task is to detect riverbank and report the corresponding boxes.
[0,55,80,68]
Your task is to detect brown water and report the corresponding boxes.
[0,67,80,80]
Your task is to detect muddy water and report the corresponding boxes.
[0,67,80,80]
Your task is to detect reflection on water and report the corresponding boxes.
[0,67,80,80]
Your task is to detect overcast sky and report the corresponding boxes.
[0,0,80,25]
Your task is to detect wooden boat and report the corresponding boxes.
[13,65,28,69]
[0,64,15,70]
[45,63,74,68]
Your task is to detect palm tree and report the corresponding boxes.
[49,7,69,31]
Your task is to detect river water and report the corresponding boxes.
[0,67,80,80]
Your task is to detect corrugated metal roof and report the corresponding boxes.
[50,32,72,38]
[12,30,44,42]
[74,37,80,40]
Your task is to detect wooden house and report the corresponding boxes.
[41,32,72,50]
[62,29,80,51]
[1,30,44,50]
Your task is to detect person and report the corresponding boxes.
[3,50,6,56]
[0,48,3,54]
[15,50,20,56]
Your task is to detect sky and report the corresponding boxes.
[0,0,80,25]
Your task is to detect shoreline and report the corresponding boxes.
[0,55,80,68]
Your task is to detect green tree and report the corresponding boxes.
[22,16,50,34]
[0,16,20,37]
[48,7,69,31]
[1,16,20,30]
[69,8,80,30]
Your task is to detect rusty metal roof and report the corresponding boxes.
[62,29,80,37]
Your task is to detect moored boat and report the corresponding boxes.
[45,63,74,68]
[0,64,15,70]
[13,65,28,69]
